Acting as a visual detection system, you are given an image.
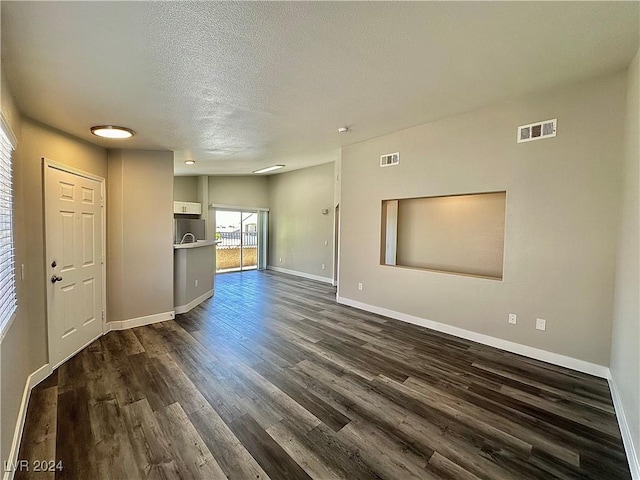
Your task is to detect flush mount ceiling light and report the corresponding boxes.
[90,125,135,139]
[338,127,349,133]
[184,160,196,165]
[253,165,285,174]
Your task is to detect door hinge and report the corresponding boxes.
[101,310,105,321]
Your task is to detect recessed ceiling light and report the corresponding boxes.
[90,125,135,139]
[253,165,285,174]
[338,127,349,133]
[185,160,196,165]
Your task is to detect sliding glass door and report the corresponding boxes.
[215,209,264,273]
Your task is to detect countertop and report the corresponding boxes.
[173,240,221,250]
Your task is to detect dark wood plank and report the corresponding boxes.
[189,404,270,480]
[54,387,97,480]
[127,352,176,412]
[229,414,312,480]
[154,402,226,479]
[264,419,344,479]
[120,398,182,479]
[14,270,631,480]
[86,389,140,479]
[15,387,58,480]
[253,361,352,432]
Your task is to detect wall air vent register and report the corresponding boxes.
[380,152,400,167]
[517,119,557,143]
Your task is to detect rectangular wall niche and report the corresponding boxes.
[381,191,506,280]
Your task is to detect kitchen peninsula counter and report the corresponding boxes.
[173,240,220,314]
[173,239,219,250]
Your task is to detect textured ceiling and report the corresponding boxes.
[2,2,638,175]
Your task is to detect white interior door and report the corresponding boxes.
[45,162,104,368]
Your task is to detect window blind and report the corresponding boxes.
[0,124,15,336]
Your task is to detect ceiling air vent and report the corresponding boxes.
[380,152,399,167]
[517,119,557,143]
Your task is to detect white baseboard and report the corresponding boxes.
[608,372,640,479]
[3,364,51,480]
[28,364,51,388]
[175,289,213,314]
[267,265,333,284]
[336,296,609,378]
[106,310,175,332]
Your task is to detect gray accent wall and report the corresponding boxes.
[107,150,174,323]
[610,49,640,469]
[174,245,216,309]
[173,176,199,202]
[268,163,334,279]
[394,192,506,279]
[1,72,27,470]
[339,72,627,366]
[208,175,268,208]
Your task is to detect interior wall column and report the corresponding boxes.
[198,175,209,237]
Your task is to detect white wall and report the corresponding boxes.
[339,71,627,367]
[610,49,640,475]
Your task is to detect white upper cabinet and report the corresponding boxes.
[174,201,202,215]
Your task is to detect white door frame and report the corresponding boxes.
[43,158,107,369]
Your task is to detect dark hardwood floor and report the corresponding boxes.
[15,270,630,479]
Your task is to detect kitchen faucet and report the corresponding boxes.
[180,232,196,244]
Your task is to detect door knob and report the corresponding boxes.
[51,275,63,284]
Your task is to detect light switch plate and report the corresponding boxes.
[536,318,546,331]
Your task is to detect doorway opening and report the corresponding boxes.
[214,209,267,273]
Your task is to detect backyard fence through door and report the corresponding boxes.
[213,207,268,273]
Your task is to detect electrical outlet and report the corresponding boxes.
[321,263,325,270]
[195,279,199,287]
[508,313,517,325]
[358,282,363,291]
[279,256,282,262]
[536,318,546,331]
[324,240,328,246]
